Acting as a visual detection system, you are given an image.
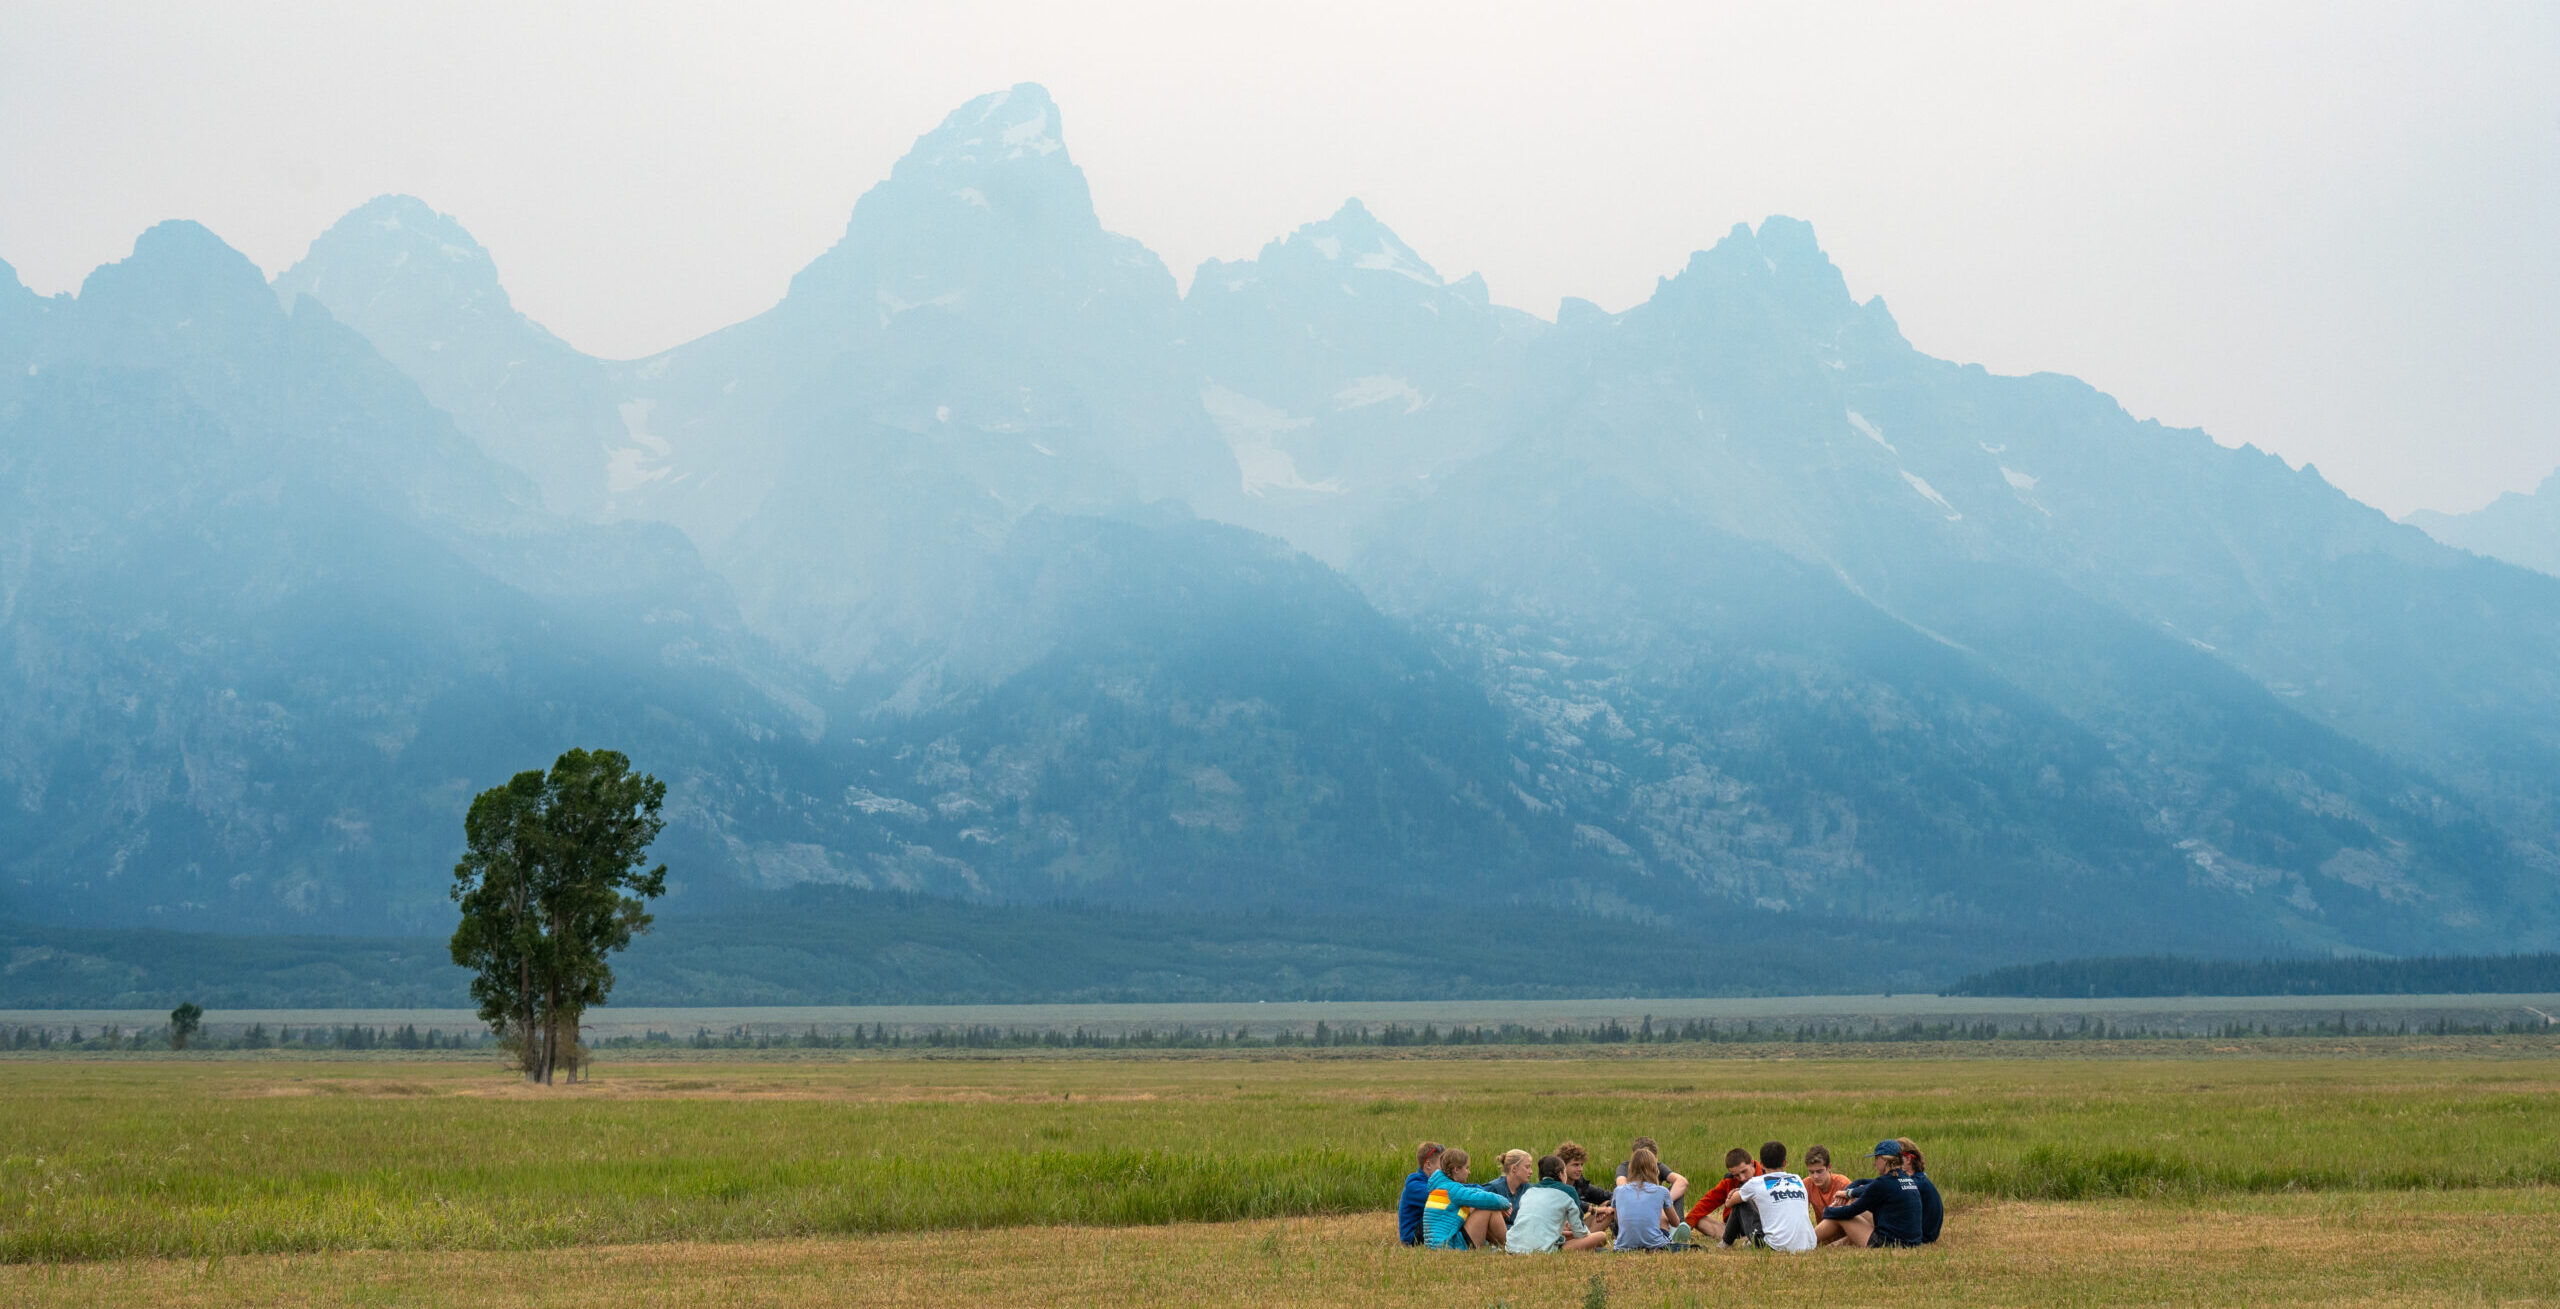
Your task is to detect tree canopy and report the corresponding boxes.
[448,748,666,1084]
[167,1002,202,1050]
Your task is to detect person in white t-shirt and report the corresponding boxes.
[1725,1141,1820,1253]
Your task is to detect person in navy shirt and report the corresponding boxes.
[1816,1141,1924,1248]
[1895,1137,1944,1244]
[1398,1141,1443,1246]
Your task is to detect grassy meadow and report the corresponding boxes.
[10,1194,2560,1307]
[4,1038,2557,1303]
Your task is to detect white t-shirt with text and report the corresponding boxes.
[1734,1170,1819,1252]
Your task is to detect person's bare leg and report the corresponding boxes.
[1695,1215,1727,1243]
[1462,1209,1502,1249]
[1816,1215,1871,1248]
[1564,1232,1612,1251]
[1486,1210,1508,1247]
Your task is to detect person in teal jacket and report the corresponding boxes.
[1420,1147,1514,1249]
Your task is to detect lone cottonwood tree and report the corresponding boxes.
[167,1002,203,1050]
[449,748,667,1084]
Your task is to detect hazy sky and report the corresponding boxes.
[3,2,2553,516]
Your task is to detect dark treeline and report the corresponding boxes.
[602,1013,2550,1052]
[1949,953,2560,998]
[8,1014,2548,1056]
[2,1023,487,1052]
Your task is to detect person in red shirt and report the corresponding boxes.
[1683,1147,1764,1242]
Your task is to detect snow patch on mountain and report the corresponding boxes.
[1846,409,1895,454]
[917,84,1068,169]
[1333,374,1428,413]
[1202,383,1346,497]
[1354,245,1439,287]
[1901,469,1961,520]
[608,399,676,493]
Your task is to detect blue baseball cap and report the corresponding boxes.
[1870,1141,1904,1158]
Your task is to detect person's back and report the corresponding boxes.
[1505,1184,1583,1253]
[1398,1142,1443,1246]
[1895,1139,1943,1245]
[1611,1148,1681,1251]
[1733,1172,1819,1251]
[1616,1136,1688,1208]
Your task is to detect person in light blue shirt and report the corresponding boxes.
[1611,1148,1691,1250]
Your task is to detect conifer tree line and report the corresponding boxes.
[1948,953,2560,998]
[448,748,667,1084]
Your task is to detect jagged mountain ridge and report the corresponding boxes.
[8,81,2557,961]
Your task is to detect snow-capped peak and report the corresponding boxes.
[1284,198,1442,287]
[911,82,1068,170]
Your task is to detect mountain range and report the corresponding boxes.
[2408,469,2560,580]
[6,82,2557,990]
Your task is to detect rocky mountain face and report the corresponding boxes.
[8,83,2557,966]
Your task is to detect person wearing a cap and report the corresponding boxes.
[1815,1140,1925,1249]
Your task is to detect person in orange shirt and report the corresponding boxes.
[1800,1145,1854,1221]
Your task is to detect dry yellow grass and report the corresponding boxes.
[5,1192,2556,1307]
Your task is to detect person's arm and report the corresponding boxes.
[1664,1170,1689,1204]
[1447,1180,1515,1211]
[1681,1177,1735,1227]
[1822,1183,1881,1222]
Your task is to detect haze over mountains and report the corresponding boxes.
[2408,470,2560,580]
[7,83,2558,987]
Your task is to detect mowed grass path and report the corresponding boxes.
[4,1041,2557,1262]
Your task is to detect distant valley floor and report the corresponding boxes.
[8,992,2558,1043]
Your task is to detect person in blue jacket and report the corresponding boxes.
[1398,1141,1444,1246]
[1816,1141,1924,1248]
[1420,1147,1515,1249]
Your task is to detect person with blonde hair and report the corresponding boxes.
[1420,1147,1515,1250]
[1611,1148,1689,1250]
[1482,1149,1536,1211]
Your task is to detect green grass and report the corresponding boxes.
[4,1040,2557,1262]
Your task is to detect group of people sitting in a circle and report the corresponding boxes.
[1396,1136,1942,1253]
